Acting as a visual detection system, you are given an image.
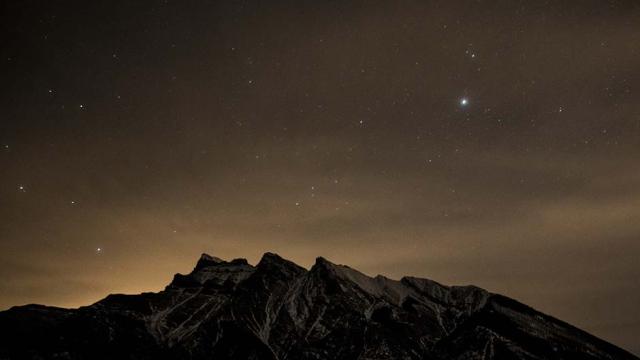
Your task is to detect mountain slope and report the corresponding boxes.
[0,253,636,360]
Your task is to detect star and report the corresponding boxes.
[18,185,26,192]
[460,98,469,106]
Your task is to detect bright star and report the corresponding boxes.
[460,98,469,106]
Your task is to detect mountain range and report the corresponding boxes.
[0,252,636,360]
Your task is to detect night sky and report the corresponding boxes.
[2,0,640,354]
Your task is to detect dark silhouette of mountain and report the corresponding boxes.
[0,253,637,360]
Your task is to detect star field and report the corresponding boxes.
[1,0,640,354]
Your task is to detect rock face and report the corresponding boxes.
[0,253,636,360]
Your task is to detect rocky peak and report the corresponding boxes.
[259,252,291,265]
[194,253,225,271]
[253,252,305,275]
[307,256,340,282]
[200,253,223,262]
[310,256,339,274]
[168,253,255,289]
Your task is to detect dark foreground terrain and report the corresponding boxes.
[0,253,637,360]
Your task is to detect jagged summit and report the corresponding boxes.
[0,252,637,360]
[193,253,225,271]
[314,255,331,265]
[256,252,305,275]
[257,251,289,265]
[200,253,223,262]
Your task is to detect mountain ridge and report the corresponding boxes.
[0,252,636,360]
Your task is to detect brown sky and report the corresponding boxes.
[1,0,639,354]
